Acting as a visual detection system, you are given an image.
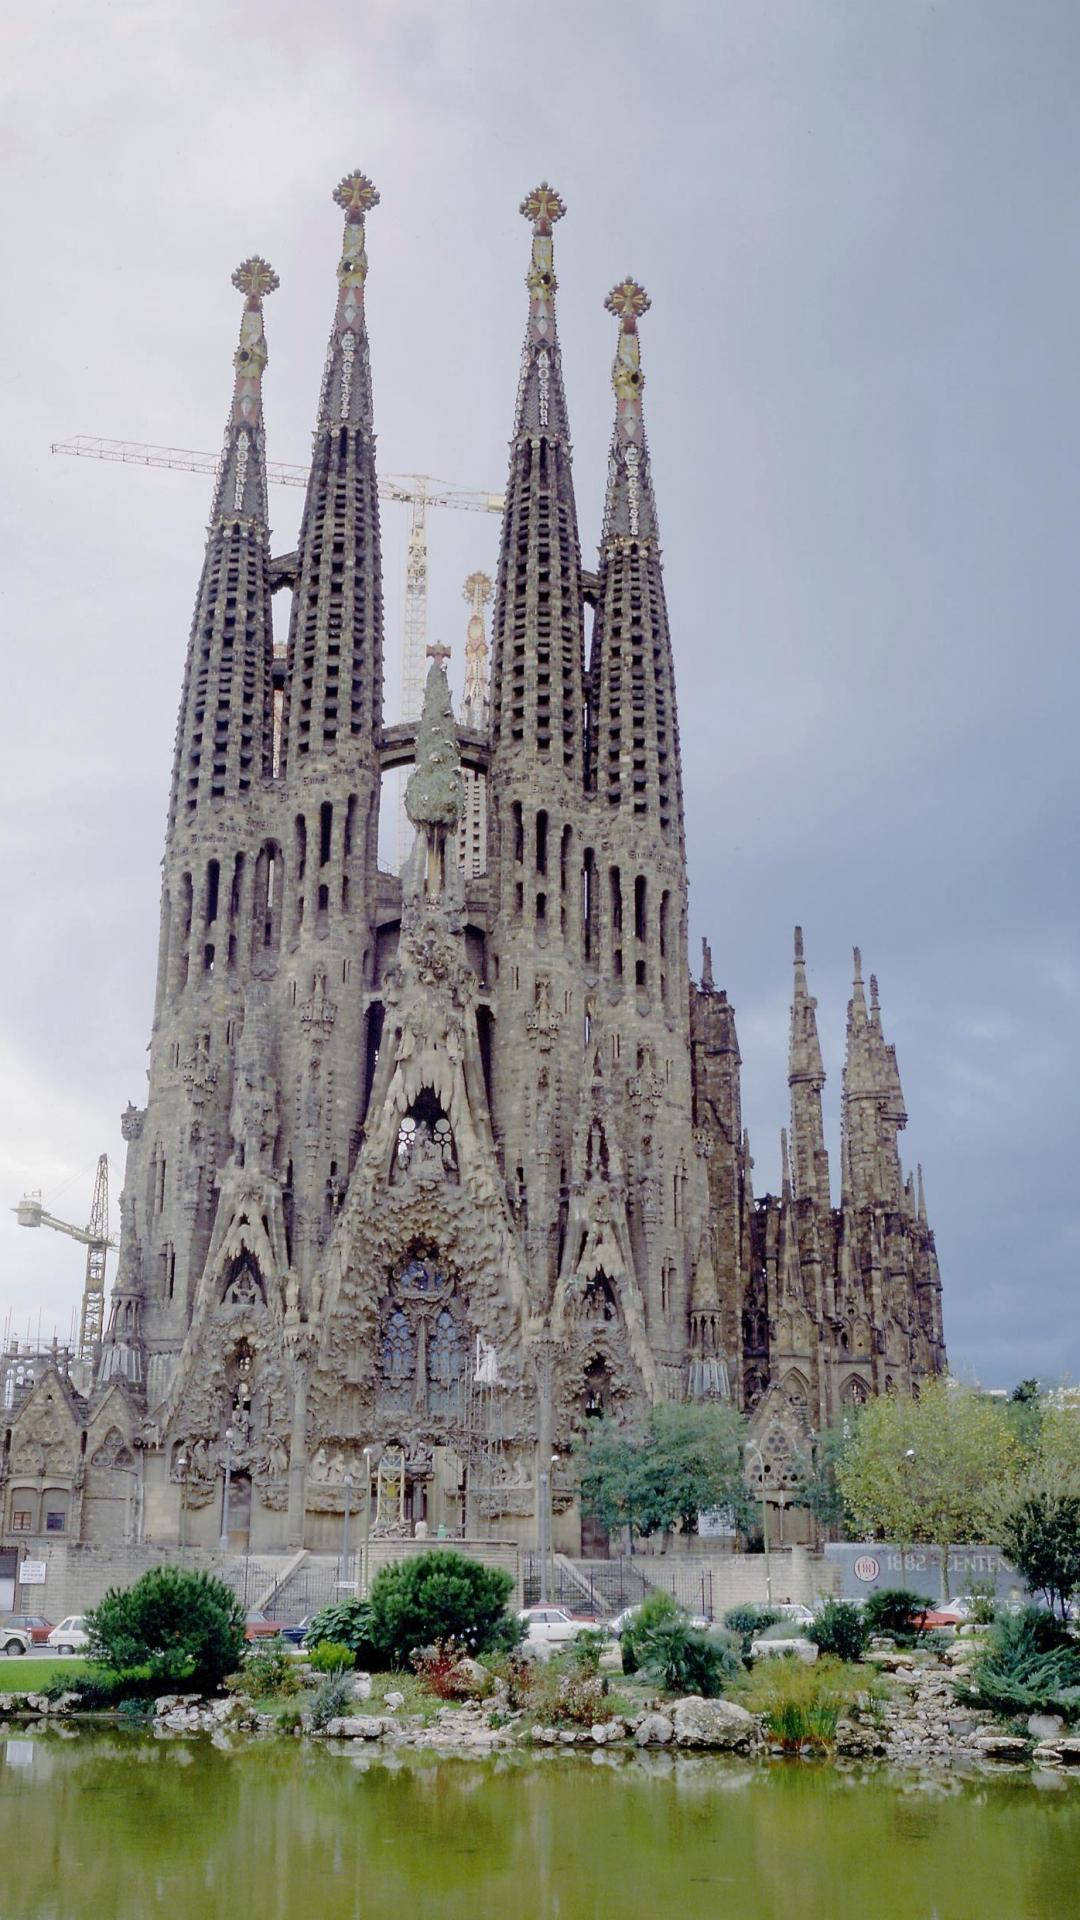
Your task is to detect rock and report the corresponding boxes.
[972,1731,1029,1759]
[1033,1743,1063,1765]
[1056,1739,1080,1764]
[530,1726,559,1745]
[1027,1713,1065,1742]
[441,1657,492,1701]
[634,1712,674,1747]
[863,1650,915,1672]
[351,1674,373,1701]
[325,1715,392,1740]
[750,1636,818,1664]
[669,1696,756,1750]
[384,1691,405,1711]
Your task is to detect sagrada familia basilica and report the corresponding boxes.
[3,175,945,1554]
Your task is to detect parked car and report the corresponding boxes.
[518,1606,593,1652]
[776,1603,816,1627]
[47,1616,90,1654]
[280,1614,318,1647]
[1,1615,53,1646]
[243,1610,290,1641]
[607,1602,712,1637]
[1,1626,31,1657]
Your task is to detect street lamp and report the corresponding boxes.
[175,1453,188,1562]
[340,1471,354,1587]
[538,1452,559,1604]
[745,1440,772,1606]
[219,1427,235,1551]
[360,1446,373,1599]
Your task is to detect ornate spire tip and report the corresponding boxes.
[231,257,279,299]
[333,171,380,216]
[794,925,804,964]
[852,945,863,983]
[605,278,651,325]
[520,183,566,232]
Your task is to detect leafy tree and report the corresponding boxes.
[365,1550,519,1667]
[1000,1492,1080,1621]
[577,1402,751,1543]
[87,1567,245,1690]
[861,1588,934,1638]
[303,1599,380,1665]
[807,1599,869,1663]
[1005,1379,1045,1458]
[835,1379,1020,1597]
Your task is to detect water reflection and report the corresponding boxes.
[0,1735,1077,1920]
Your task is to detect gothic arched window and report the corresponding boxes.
[429,1309,462,1387]
[383,1308,414,1384]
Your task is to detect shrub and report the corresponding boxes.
[737,1656,881,1753]
[308,1641,353,1675]
[967,1579,999,1627]
[86,1568,245,1692]
[620,1590,683,1675]
[522,1653,614,1728]
[365,1551,517,1668]
[232,1638,301,1700]
[309,1672,354,1731]
[632,1614,741,1698]
[410,1638,491,1700]
[956,1606,1080,1722]
[861,1588,933,1640]
[41,1667,152,1708]
[566,1628,607,1676]
[302,1600,379,1666]
[723,1604,781,1664]
[808,1600,870,1663]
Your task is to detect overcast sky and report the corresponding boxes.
[0,0,1077,1385]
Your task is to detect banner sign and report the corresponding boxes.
[824,1542,1024,1603]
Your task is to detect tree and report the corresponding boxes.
[576,1402,751,1543]
[1000,1492,1080,1621]
[364,1550,518,1666]
[836,1379,1020,1597]
[87,1567,246,1690]
[791,1419,858,1538]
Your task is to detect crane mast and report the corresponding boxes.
[13,1152,114,1364]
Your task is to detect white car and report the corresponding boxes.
[47,1616,90,1655]
[777,1603,816,1627]
[518,1606,591,1652]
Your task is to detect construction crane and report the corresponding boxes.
[51,437,504,863]
[14,1154,114,1362]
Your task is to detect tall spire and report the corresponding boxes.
[281,171,384,773]
[841,946,905,1209]
[168,257,278,831]
[788,926,830,1208]
[489,185,585,771]
[460,570,492,728]
[588,281,684,846]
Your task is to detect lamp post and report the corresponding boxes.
[538,1452,558,1604]
[219,1427,235,1551]
[175,1453,188,1563]
[341,1471,354,1587]
[745,1439,772,1606]
[360,1446,373,1599]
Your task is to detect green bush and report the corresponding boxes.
[723,1604,781,1664]
[632,1614,741,1698]
[808,1600,870,1663]
[308,1641,353,1675]
[41,1667,154,1708]
[234,1637,301,1699]
[309,1672,354,1730]
[365,1551,519,1668]
[302,1600,380,1667]
[86,1568,245,1692]
[565,1628,607,1676]
[620,1590,683,1675]
[956,1607,1080,1722]
[861,1589,933,1640]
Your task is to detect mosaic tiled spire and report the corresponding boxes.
[168,258,278,830]
[281,172,384,771]
[489,185,586,771]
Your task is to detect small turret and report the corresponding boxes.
[788,926,830,1208]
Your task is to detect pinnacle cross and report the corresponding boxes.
[426,640,451,669]
[602,277,657,542]
[519,183,566,233]
[463,570,494,621]
[333,171,381,219]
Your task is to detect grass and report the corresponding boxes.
[0,1660,90,1692]
[731,1657,888,1753]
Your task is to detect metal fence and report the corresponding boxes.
[521,1556,723,1621]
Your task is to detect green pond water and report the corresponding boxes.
[1,1735,1078,1920]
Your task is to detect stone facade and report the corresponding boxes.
[2,175,944,1558]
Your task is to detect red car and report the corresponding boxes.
[2,1615,53,1646]
[243,1610,289,1641]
